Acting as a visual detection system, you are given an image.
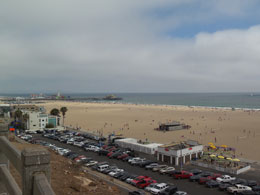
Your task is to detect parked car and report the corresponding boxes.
[129,190,145,195]
[108,169,124,177]
[252,185,260,192]
[131,176,151,186]
[189,172,212,182]
[218,183,233,191]
[153,165,168,172]
[84,160,98,167]
[198,177,212,185]
[145,183,158,192]
[173,171,193,179]
[216,175,236,183]
[131,159,147,166]
[230,178,248,186]
[173,191,188,195]
[247,180,258,187]
[150,183,169,195]
[120,172,133,181]
[227,184,252,194]
[145,163,159,170]
[159,167,175,175]
[117,153,129,160]
[159,185,178,195]
[239,191,259,195]
[126,175,139,184]
[189,169,202,175]
[206,180,220,188]
[136,179,157,189]
[139,160,157,168]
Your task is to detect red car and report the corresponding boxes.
[136,179,157,189]
[199,173,222,184]
[131,176,151,186]
[173,171,193,179]
[209,173,222,180]
[117,153,129,160]
[199,177,212,184]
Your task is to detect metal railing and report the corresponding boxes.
[0,127,55,195]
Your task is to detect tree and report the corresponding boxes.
[14,109,23,120]
[60,107,68,126]
[50,108,60,116]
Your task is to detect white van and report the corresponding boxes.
[97,164,109,172]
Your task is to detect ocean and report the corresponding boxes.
[2,93,260,109]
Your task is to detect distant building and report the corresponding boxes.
[25,111,60,131]
[12,104,45,112]
[115,138,163,155]
[157,140,203,166]
[157,121,191,131]
[0,104,11,118]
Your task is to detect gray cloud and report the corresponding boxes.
[0,0,260,93]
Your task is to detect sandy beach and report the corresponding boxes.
[40,101,260,161]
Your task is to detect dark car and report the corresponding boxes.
[114,171,125,179]
[110,151,123,158]
[120,172,132,181]
[117,153,129,160]
[206,180,219,188]
[189,169,202,175]
[252,186,260,192]
[189,172,212,182]
[139,160,156,168]
[123,156,132,162]
[67,153,79,160]
[218,183,232,191]
[199,177,212,184]
[129,190,145,195]
[98,149,110,156]
[239,191,258,195]
[159,185,178,195]
[229,178,248,186]
[248,180,258,187]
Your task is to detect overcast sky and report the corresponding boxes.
[1,0,260,93]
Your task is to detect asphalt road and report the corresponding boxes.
[32,135,240,195]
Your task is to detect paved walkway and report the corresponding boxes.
[0,182,8,195]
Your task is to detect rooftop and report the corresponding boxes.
[159,140,201,150]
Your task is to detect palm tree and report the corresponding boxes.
[50,108,60,116]
[60,107,68,127]
[14,109,23,120]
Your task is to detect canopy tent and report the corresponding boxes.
[218,156,225,159]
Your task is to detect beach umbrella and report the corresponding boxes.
[221,145,228,148]
[208,142,214,145]
[226,157,232,161]
[210,154,216,158]
[233,158,240,162]
[218,156,225,159]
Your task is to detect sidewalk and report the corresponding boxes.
[0,182,8,195]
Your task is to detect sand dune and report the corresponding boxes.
[40,101,260,161]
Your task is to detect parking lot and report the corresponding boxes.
[19,131,260,195]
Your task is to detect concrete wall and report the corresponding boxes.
[191,161,251,175]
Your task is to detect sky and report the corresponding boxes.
[1,0,260,93]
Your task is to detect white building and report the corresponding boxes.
[115,138,163,155]
[157,140,203,166]
[25,111,59,131]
